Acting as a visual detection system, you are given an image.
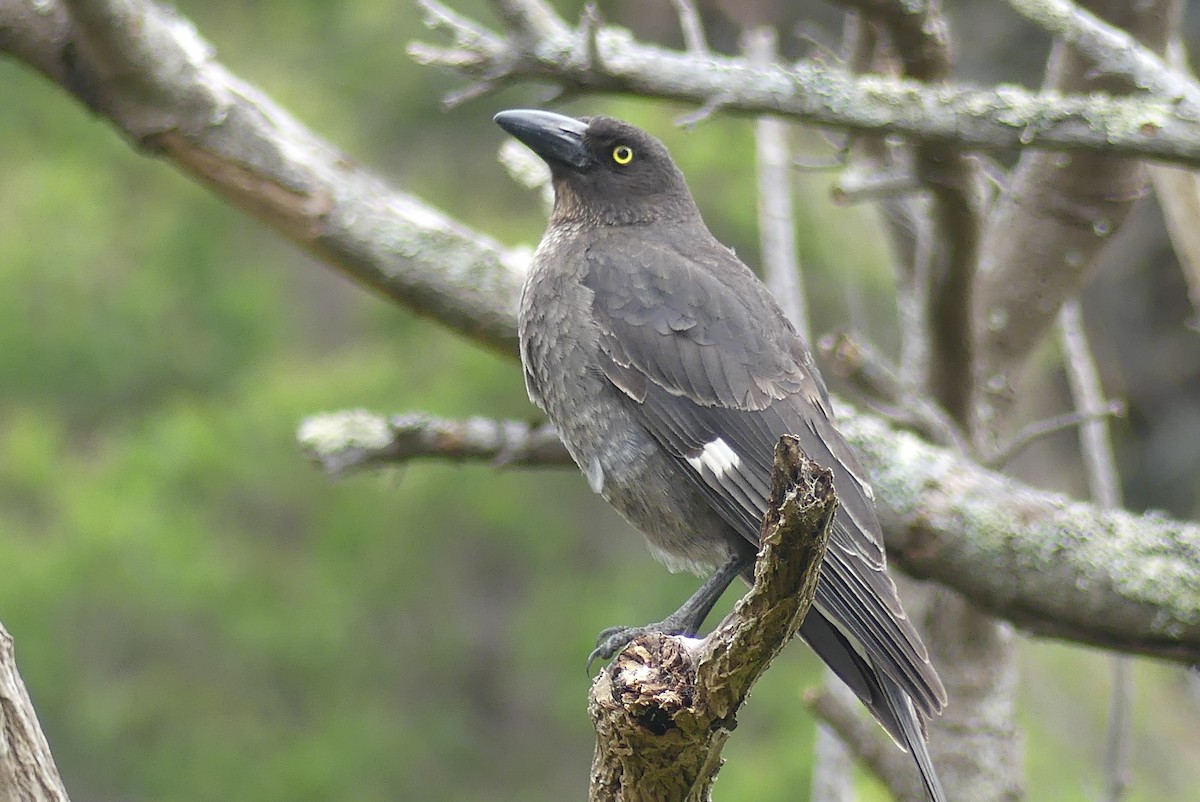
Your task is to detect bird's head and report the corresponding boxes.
[495,109,700,227]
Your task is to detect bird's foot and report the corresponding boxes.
[586,615,699,673]
[585,555,748,673]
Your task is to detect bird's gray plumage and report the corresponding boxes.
[498,109,947,802]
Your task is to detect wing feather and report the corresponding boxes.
[583,232,947,719]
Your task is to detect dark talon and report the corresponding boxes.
[586,625,642,673]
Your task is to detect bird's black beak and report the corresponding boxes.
[494,109,592,170]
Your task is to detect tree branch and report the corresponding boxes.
[833,13,931,394]
[298,411,565,476]
[818,330,968,453]
[1004,0,1200,107]
[971,0,1177,448]
[838,405,1200,664]
[408,0,1200,165]
[303,407,1200,665]
[0,0,528,355]
[747,27,809,342]
[1058,299,1133,802]
[1149,38,1200,329]
[833,0,983,425]
[587,438,835,801]
[0,623,71,802]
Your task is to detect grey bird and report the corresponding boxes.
[495,108,947,802]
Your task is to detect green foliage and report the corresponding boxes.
[0,2,1196,801]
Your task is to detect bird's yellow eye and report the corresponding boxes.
[612,145,634,165]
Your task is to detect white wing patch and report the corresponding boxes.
[585,456,606,494]
[686,438,741,478]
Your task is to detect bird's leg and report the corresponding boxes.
[587,553,750,670]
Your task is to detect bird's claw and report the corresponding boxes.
[586,625,641,672]
[586,620,695,673]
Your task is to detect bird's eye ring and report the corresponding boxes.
[612,145,634,165]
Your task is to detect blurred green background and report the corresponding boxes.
[2,1,1198,800]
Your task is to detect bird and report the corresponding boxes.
[495,108,947,802]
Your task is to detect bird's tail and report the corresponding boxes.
[877,671,946,802]
[799,612,945,802]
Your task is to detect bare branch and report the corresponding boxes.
[673,92,733,128]
[831,166,920,204]
[405,1,1200,166]
[986,401,1126,468]
[298,411,566,477]
[831,1,983,424]
[819,332,969,453]
[1059,300,1123,508]
[1149,39,1200,327]
[746,27,809,341]
[971,0,1176,448]
[838,405,1200,664]
[573,2,603,73]
[1004,0,1200,107]
[1058,299,1132,802]
[0,623,71,802]
[670,0,707,56]
[587,439,835,801]
[0,0,530,355]
[305,407,1200,665]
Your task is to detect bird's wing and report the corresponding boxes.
[583,233,946,719]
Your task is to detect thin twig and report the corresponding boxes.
[819,331,969,453]
[746,27,809,341]
[674,91,733,128]
[831,167,920,205]
[1059,301,1122,507]
[573,2,603,72]
[985,401,1125,468]
[670,0,707,55]
[794,148,851,172]
[1058,299,1133,802]
[443,77,505,109]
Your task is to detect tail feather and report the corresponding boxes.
[879,670,946,802]
[800,611,945,802]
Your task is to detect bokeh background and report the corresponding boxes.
[2,1,1198,800]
